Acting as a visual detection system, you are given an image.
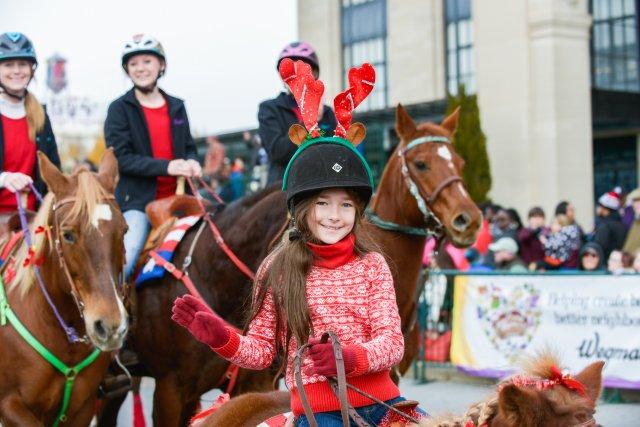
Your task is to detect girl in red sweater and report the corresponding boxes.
[0,32,60,214]
[173,60,424,426]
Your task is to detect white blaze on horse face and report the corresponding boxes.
[92,204,112,228]
[458,183,468,197]
[437,145,455,169]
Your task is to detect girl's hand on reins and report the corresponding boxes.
[0,172,33,193]
[308,337,358,378]
[171,295,230,348]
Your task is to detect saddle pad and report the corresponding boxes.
[257,412,292,427]
[135,215,202,286]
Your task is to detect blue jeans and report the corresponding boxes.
[123,209,150,280]
[296,397,425,426]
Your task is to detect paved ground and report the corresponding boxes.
[113,376,640,426]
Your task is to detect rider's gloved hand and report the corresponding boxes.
[308,337,359,378]
[0,172,33,193]
[171,294,230,348]
[185,159,202,177]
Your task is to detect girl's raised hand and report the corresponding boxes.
[171,295,230,348]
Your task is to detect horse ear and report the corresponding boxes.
[288,124,308,146]
[441,106,460,135]
[498,384,540,423]
[346,122,366,146]
[395,103,417,142]
[97,147,119,194]
[37,151,70,196]
[574,361,604,402]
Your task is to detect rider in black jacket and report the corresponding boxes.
[105,34,201,281]
[258,42,336,185]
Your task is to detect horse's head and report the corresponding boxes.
[38,149,128,351]
[492,360,604,427]
[392,104,482,247]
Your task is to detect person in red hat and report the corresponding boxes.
[591,187,627,259]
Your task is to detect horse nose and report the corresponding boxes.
[93,319,121,341]
[451,212,471,232]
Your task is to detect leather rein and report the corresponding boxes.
[294,331,420,427]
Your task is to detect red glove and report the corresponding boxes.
[171,294,230,348]
[308,337,359,377]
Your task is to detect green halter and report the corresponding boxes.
[0,277,101,426]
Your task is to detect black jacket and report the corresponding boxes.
[0,108,61,203]
[258,92,336,185]
[104,88,198,212]
[593,212,627,260]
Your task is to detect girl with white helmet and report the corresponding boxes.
[0,32,60,217]
[105,34,201,280]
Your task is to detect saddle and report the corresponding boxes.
[146,194,207,230]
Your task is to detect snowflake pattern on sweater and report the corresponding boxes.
[214,251,404,390]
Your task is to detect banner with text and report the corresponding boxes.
[450,274,640,389]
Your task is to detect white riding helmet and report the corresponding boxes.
[121,34,166,69]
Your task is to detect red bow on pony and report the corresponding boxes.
[22,226,47,267]
[549,365,588,398]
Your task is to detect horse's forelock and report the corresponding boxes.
[62,169,111,229]
[519,349,562,379]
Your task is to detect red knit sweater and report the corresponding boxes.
[214,243,403,415]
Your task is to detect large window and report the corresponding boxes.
[445,0,475,95]
[341,0,387,111]
[591,0,640,92]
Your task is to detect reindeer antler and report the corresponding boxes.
[279,58,324,137]
[333,63,375,138]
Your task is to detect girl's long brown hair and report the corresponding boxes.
[244,188,380,378]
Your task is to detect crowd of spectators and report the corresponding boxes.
[425,187,640,275]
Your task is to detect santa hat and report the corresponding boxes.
[598,187,622,210]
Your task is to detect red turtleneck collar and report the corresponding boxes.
[306,234,356,269]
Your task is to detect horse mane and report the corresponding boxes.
[9,168,111,297]
[518,348,561,380]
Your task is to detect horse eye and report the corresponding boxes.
[414,160,428,171]
[62,231,75,244]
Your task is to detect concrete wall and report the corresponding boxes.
[298,0,595,228]
[387,0,446,105]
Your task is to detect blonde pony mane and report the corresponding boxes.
[9,168,111,297]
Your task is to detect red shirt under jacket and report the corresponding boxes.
[0,115,36,212]
[142,103,176,200]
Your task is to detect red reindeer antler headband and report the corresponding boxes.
[279,58,376,139]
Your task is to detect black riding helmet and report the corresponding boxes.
[282,136,374,212]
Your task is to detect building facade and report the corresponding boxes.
[297,0,640,229]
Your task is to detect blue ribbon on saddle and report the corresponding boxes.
[135,215,202,287]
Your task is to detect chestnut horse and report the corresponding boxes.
[199,353,604,427]
[367,105,481,373]
[0,150,128,426]
[98,105,481,427]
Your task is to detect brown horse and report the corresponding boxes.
[0,149,128,426]
[98,105,481,427]
[367,105,481,373]
[198,353,604,427]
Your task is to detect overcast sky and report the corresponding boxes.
[0,0,297,136]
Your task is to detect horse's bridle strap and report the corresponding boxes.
[427,175,463,206]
